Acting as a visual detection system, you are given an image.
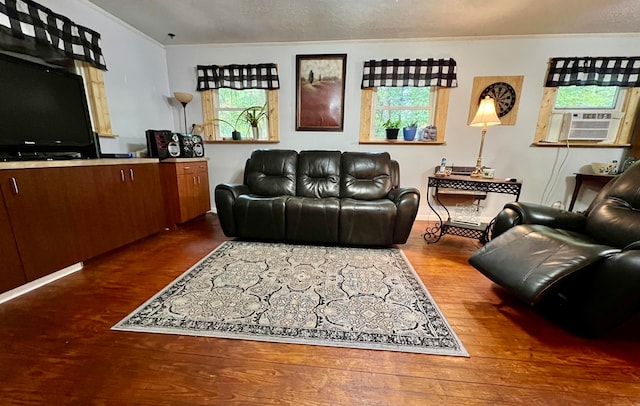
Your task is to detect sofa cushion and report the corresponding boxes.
[245,149,297,197]
[286,196,340,243]
[340,152,392,200]
[297,150,341,198]
[234,195,288,240]
[339,198,396,245]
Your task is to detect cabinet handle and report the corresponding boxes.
[10,177,18,194]
[120,169,125,182]
[197,175,201,184]
[183,166,191,170]
[193,176,197,185]
[129,168,134,181]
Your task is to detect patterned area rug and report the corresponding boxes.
[113,241,468,357]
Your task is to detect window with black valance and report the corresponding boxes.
[0,0,106,70]
[196,63,280,90]
[545,57,640,87]
[361,58,458,88]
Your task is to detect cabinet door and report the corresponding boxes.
[125,164,165,239]
[84,164,164,252]
[0,169,82,281]
[0,191,26,293]
[69,165,131,259]
[176,162,210,223]
[194,163,211,217]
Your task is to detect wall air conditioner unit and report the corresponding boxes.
[559,112,615,141]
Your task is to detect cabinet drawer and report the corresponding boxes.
[176,162,207,175]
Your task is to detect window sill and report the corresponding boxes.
[532,141,630,148]
[359,139,445,145]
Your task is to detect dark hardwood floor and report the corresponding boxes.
[1,214,639,405]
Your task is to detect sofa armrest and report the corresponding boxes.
[214,183,250,237]
[387,187,420,243]
[493,202,587,238]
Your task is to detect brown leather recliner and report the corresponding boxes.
[215,149,420,246]
[469,160,640,337]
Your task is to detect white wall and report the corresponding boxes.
[39,0,174,154]
[31,1,636,220]
[166,35,637,218]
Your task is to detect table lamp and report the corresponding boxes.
[469,96,501,177]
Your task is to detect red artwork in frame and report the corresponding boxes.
[295,54,347,131]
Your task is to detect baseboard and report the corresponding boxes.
[0,262,84,305]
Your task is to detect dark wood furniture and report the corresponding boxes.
[424,175,522,244]
[0,159,165,295]
[568,173,615,212]
[159,158,211,228]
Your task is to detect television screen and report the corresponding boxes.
[0,52,97,159]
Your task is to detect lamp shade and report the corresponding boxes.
[174,92,193,104]
[470,96,501,127]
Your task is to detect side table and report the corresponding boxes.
[568,173,615,212]
[424,175,522,244]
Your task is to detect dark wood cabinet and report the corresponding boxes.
[160,159,211,227]
[0,168,83,281]
[0,192,26,292]
[72,163,165,260]
[0,160,165,295]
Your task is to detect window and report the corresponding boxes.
[216,88,268,138]
[359,58,456,144]
[371,87,435,139]
[534,57,640,147]
[197,63,280,143]
[555,86,621,109]
[202,89,279,142]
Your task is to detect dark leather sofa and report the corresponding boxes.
[469,160,640,336]
[215,149,420,246]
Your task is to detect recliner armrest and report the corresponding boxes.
[387,187,420,244]
[493,202,587,238]
[387,186,420,204]
[214,183,250,237]
[216,183,250,199]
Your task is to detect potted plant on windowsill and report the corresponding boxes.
[211,116,242,140]
[403,121,417,141]
[240,103,267,140]
[382,119,401,140]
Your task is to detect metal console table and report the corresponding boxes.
[424,175,523,244]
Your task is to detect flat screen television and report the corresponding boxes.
[0,52,99,160]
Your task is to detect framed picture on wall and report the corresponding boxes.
[295,54,347,131]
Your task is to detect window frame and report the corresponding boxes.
[201,89,280,143]
[533,86,640,147]
[78,62,116,138]
[359,86,450,144]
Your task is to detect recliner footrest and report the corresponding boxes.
[469,224,620,306]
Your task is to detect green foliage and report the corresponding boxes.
[374,87,431,138]
[555,86,619,109]
[240,104,267,127]
[382,118,401,129]
[214,89,268,136]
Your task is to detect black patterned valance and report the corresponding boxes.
[545,57,640,87]
[361,58,457,89]
[0,0,106,70]
[197,63,280,90]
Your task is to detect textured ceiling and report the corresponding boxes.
[87,0,640,45]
